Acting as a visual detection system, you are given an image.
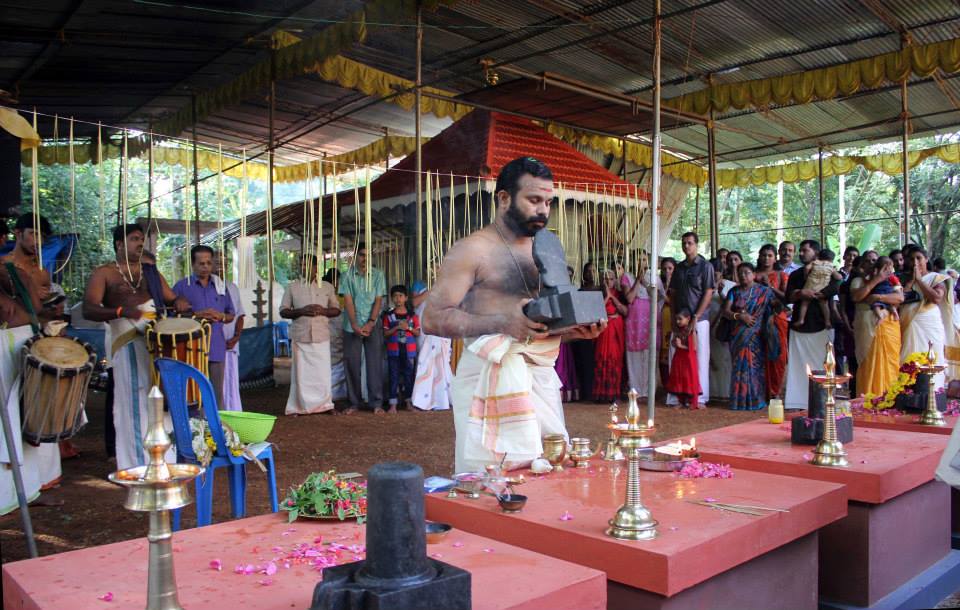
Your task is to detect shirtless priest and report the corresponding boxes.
[83,224,189,469]
[422,157,605,473]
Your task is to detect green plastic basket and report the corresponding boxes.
[218,411,276,444]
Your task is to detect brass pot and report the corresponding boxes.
[569,437,594,468]
[542,434,567,472]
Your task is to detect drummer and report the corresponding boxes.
[83,224,189,470]
[0,213,62,514]
[173,245,235,410]
[0,213,55,326]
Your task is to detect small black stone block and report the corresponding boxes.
[310,559,472,610]
[894,374,948,412]
[791,416,854,445]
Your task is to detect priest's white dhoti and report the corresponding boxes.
[451,335,567,474]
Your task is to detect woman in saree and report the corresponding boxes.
[720,263,778,411]
[658,257,676,386]
[593,269,629,402]
[621,255,664,400]
[851,256,903,397]
[709,251,741,400]
[754,244,789,399]
[899,248,958,388]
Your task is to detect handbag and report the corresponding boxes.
[714,314,734,343]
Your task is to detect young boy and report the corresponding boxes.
[793,248,843,329]
[382,285,420,413]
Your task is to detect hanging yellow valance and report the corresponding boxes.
[24,134,421,184]
[716,142,960,188]
[544,123,708,187]
[305,55,472,121]
[666,37,960,116]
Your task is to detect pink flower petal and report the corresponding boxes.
[802,453,813,461]
[704,497,717,503]
[669,526,679,531]
[452,541,464,548]
[431,552,444,559]
[264,562,278,576]
[98,592,114,602]
[209,559,222,572]
[482,548,495,553]
[258,578,273,587]
[243,564,256,575]
[234,565,245,574]
[559,511,574,521]
[860,460,868,464]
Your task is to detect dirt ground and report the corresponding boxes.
[0,384,759,563]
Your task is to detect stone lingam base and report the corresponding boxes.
[311,462,471,610]
[790,415,854,445]
[311,559,471,610]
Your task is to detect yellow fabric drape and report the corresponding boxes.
[716,143,960,189]
[0,107,41,149]
[545,123,708,187]
[666,37,960,115]
[305,55,472,121]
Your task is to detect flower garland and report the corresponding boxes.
[864,352,930,411]
[190,417,245,467]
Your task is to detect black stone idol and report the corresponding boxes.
[522,228,606,332]
[310,462,471,610]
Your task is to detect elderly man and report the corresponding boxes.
[784,239,841,411]
[173,245,235,410]
[779,241,801,275]
[423,157,604,473]
[280,255,340,415]
[666,231,715,406]
[84,224,189,469]
[339,245,387,414]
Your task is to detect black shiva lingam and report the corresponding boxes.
[522,228,606,332]
[311,462,471,610]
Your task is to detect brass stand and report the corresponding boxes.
[109,387,203,610]
[918,342,947,427]
[606,390,657,540]
[809,343,851,468]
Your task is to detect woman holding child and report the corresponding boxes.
[851,255,903,397]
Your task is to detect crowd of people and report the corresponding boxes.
[561,235,960,413]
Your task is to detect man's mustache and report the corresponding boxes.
[527,215,548,225]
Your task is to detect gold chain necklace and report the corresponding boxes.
[493,222,539,298]
[115,260,143,293]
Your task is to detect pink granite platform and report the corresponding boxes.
[690,418,953,606]
[852,412,958,435]
[1,513,606,610]
[426,463,846,602]
[694,418,948,503]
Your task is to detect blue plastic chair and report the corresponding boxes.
[155,358,279,530]
[274,321,291,357]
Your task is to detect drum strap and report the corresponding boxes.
[5,263,40,335]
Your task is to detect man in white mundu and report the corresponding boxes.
[83,224,189,470]
[423,157,604,473]
[280,256,341,415]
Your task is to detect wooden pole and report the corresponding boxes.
[818,146,825,246]
[693,184,700,234]
[838,174,846,255]
[646,0,662,420]
[706,107,719,255]
[191,93,201,244]
[267,46,276,325]
[415,3,424,278]
[900,75,910,246]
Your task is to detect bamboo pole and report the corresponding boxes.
[191,93,201,244]
[817,146,825,246]
[647,0,662,417]
[707,107,719,255]
[415,4,424,277]
[900,75,910,245]
[267,46,277,325]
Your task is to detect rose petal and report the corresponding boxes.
[264,562,278,576]
[431,552,444,558]
[98,592,114,602]
[209,559,222,571]
[669,526,679,531]
[704,497,717,503]
[482,548,495,553]
[802,453,813,461]
[243,564,256,575]
[559,511,574,521]
[258,578,273,587]
[452,541,464,548]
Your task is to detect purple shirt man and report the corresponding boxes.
[173,274,235,362]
